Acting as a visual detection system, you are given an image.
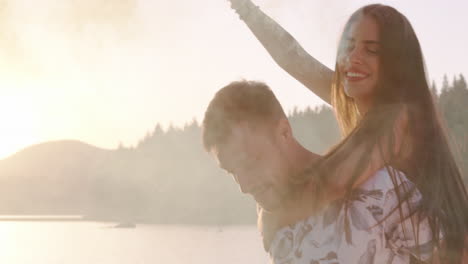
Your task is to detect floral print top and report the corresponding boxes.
[268,167,435,264]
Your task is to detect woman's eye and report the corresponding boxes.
[346,43,355,53]
[366,47,379,54]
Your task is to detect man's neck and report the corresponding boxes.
[287,139,321,179]
[259,140,325,231]
[276,184,324,226]
[272,143,324,227]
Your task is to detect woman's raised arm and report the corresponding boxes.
[228,0,334,104]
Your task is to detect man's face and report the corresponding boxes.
[213,121,293,212]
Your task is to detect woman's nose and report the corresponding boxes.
[347,47,363,65]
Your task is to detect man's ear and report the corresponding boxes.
[276,118,292,142]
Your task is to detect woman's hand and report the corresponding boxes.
[228,0,251,10]
[226,0,333,103]
[227,0,256,18]
[257,205,282,251]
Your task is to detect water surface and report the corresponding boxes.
[0,222,269,264]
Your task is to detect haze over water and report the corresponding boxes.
[0,222,268,264]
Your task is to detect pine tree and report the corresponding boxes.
[442,74,449,92]
[438,74,468,180]
[430,80,438,101]
[457,73,467,90]
[452,75,460,90]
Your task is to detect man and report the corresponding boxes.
[202,80,436,264]
[202,80,320,210]
[202,80,322,245]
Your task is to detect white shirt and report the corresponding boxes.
[268,168,435,264]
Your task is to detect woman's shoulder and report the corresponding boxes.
[359,167,424,224]
[359,166,416,194]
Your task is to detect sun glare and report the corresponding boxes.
[0,87,39,160]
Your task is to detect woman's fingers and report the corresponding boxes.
[228,0,250,11]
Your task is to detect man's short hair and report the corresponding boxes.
[202,80,286,151]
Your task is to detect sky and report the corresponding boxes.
[0,0,467,159]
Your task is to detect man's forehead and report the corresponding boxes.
[212,143,247,172]
[210,120,269,171]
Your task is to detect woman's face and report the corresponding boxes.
[338,15,381,110]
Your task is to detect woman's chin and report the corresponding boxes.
[344,86,373,101]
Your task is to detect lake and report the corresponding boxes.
[0,221,269,264]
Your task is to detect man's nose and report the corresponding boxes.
[233,174,254,194]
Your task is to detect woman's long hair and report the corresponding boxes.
[317,4,467,263]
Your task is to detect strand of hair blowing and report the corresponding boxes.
[312,102,467,263]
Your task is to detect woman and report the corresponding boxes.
[228,1,468,263]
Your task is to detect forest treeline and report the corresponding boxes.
[0,74,466,225]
